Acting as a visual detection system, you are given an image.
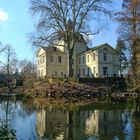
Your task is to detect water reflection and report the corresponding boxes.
[0,99,37,140]
[0,99,139,140]
[36,107,137,140]
[133,108,140,140]
[0,97,17,139]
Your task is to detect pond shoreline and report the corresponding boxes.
[0,81,140,105]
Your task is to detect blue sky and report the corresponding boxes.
[0,0,34,61]
[0,0,122,61]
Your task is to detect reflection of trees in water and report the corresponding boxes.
[20,100,37,115]
[0,97,37,139]
[122,110,134,140]
[0,97,36,139]
[0,123,16,139]
[98,110,124,140]
[100,109,135,140]
[17,100,36,118]
[0,98,36,139]
[133,105,140,140]
[0,97,16,139]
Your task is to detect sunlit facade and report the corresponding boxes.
[37,40,119,78]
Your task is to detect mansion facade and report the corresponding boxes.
[37,39,119,78]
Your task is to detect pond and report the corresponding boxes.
[0,98,139,140]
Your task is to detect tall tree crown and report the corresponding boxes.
[29,0,112,47]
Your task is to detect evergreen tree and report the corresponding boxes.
[116,0,140,90]
[116,39,128,74]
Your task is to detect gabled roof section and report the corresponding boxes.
[36,47,46,56]
[91,43,117,52]
[78,43,117,56]
[36,46,65,57]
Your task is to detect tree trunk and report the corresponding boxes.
[7,47,10,93]
[133,39,140,90]
[131,1,140,90]
[68,48,74,77]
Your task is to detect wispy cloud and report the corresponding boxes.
[0,9,8,22]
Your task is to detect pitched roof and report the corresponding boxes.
[37,46,65,56]
[78,43,117,55]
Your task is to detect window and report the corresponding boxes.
[83,56,85,64]
[79,57,81,64]
[58,56,62,63]
[87,55,89,62]
[61,72,63,76]
[83,68,85,76]
[93,67,96,74]
[53,47,57,51]
[93,53,96,61]
[50,55,53,63]
[79,69,81,75]
[42,56,45,63]
[103,67,108,76]
[103,48,107,51]
[103,53,107,61]
[55,72,57,76]
[87,68,90,77]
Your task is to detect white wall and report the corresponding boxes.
[97,46,119,77]
[37,48,47,78]
[46,52,67,78]
[77,50,98,77]
[77,45,119,78]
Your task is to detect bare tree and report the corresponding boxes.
[29,0,112,77]
[18,59,36,85]
[0,45,18,90]
[116,0,140,90]
[0,42,7,53]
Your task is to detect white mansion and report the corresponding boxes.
[37,39,119,78]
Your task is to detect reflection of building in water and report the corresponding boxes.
[84,110,99,136]
[36,108,69,140]
[76,109,133,140]
[36,108,99,139]
[71,110,99,140]
[36,107,134,140]
[73,110,99,137]
[45,109,68,140]
[36,109,46,137]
